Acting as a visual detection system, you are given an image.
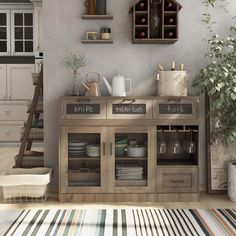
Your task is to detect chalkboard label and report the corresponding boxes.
[67,104,100,114]
[159,104,192,114]
[112,104,146,114]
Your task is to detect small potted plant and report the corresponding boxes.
[62,53,87,96]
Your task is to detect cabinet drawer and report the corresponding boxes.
[153,97,199,120]
[0,102,27,121]
[61,97,106,120]
[0,123,22,141]
[107,98,153,119]
[156,167,198,193]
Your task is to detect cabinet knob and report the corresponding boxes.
[4,130,10,135]
[5,109,10,114]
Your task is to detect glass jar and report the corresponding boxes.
[101,28,111,40]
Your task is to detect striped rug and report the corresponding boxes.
[3,209,236,236]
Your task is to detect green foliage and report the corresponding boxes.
[194,24,236,144]
[62,53,87,75]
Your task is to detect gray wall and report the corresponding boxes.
[43,0,236,186]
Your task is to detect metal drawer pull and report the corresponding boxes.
[121,98,135,104]
[110,142,112,156]
[4,130,10,135]
[102,143,106,155]
[76,98,90,103]
[170,180,185,183]
[5,109,10,113]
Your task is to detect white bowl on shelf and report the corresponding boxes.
[126,146,146,158]
[86,145,100,157]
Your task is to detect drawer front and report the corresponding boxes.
[157,167,198,193]
[107,98,153,119]
[0,124,22,141]
[61,97,106,120]
[153,97,199,120]
[0,103,27,121]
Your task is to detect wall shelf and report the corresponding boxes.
[81,40,113,44]
[81,15,113,20]
[132,38,177,44]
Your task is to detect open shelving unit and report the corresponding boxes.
[81,15,113,20]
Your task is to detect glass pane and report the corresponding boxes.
[25,41,33,52]
[25,27,33,39]
[14,13,23,26]
[0,27,6,39]
[115,133,148,187]
[24,13,33,26]
[68,133,101,187]
[15,27,23,39]
[0,41,7,52]
[15,41,23,52]
[0,13,6,26]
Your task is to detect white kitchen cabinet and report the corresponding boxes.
[0,64,34,141]
[0,64,34,100]
[0,64,7,99]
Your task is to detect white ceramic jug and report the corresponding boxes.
[103,74,132,96]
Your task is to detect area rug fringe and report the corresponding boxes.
[4,209,236,236]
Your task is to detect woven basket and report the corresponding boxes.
[0,168,52,200]
[157,71,189,96]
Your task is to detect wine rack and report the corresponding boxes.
[129,0,182,44]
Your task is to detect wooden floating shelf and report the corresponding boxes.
[81,40,113,44]
[132,38,177,44]
[81,15,113,20]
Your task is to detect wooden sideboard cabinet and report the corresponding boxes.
[59,96,200,202]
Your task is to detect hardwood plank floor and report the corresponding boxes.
[0,146,235,210]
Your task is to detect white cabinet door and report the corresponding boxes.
[0,64,7,100]
[7,64,34,100]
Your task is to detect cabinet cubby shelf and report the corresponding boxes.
[116,157,147,160]
[135,25,148,28]
[164,25,177,28]
[135,11,148,13]
[81,40,113,44]
[115,180,147,186]
[164,11,177,14]
[81,15,113,20]
[68,157,100,161]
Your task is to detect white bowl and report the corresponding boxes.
[127,146,146,158]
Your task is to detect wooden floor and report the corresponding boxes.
[0,145,235,210]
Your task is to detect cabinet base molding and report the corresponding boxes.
[59,193,200,202]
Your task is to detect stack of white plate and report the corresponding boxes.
[86,145,100,157]
[116,165,143,180]
[68,142,87,156]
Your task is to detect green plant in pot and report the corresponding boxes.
[194,0,236,145]
[62,53,87,96]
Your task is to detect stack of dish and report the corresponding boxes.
[68,142,87,156]
[116,165,143,180]
[86,145,100,157]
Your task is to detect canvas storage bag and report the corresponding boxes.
[157,71,188,96]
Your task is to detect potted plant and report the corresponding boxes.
[194,0,236,145]
[62,53,87,96]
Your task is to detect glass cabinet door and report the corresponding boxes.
[60,126,107,193]
[108,126,155,193]
[0,10,10,55]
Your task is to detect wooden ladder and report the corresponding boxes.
[15,66,44,168]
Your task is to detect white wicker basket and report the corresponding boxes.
[157,71,189,96]
[0,168,52,202]
[228,161,236,202]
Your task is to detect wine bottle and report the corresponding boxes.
[150,0,162,38]
[165,30,174,38]
[140,17,146,24]
[165,1,175,11]
[140,31,146,38]
[136,2,146,11]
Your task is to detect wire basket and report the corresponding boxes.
[0,168,52,203]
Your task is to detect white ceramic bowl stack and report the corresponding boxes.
[86,145,100,157]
